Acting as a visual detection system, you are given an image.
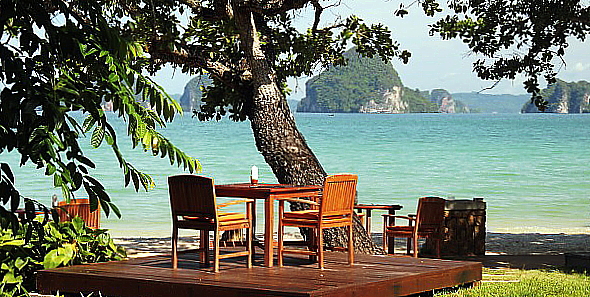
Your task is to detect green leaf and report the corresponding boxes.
[2,271,22,284]
[78,156,96,169]
[109,202,121,218]
[91,125,105,148]
[72,216,84,234]
[46,163,56,175]
[0,239,25,247]
[1,163,15,183]
[82,116,97,133]
[108,73,120,83]
[14,258,27,271]
[43,250,62,269]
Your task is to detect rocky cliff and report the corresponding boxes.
[179,75,213,111]
[522,80,590,113]
[296,48,467,113]
[429,89,470,113]
[297,48,416,113]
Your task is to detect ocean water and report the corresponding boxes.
[4,112,590,237]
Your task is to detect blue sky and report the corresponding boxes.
[151,1,589,98]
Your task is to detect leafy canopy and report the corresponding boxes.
[420,0,590,110]
[117,0,411,121]
[0,0,200,228]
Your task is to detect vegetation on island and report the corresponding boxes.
[297,48,438,113]
[179,75,213,112]
[522,80,590,113]
[297,49,474,114]
[453,93,530,113]
[298,48,406,113]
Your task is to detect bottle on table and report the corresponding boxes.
[250,165,258,185]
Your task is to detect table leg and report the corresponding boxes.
[387,209,396,255]
[366,209,372,234]
[264,196,274,267]
[250,201,257,260]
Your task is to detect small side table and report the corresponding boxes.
[354,204,403,254]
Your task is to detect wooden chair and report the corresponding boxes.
[168,175,253,272]
[56,198,101,229]
[382,196,445,258]
[277,174,357,269]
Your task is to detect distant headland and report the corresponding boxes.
[173,48,589,114]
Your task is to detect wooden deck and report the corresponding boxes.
[37,250,482,297]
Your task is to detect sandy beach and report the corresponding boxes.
[114,232,590,259]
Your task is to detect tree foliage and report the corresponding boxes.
[116,1,411,121]
[0,216,125,296]
[422,0,590,110]
[0,0,199,229]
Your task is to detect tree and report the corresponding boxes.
[1,0,198,229]
[4,0,588,257]
[399,0,590,111]
[119,0,414,253]
[1,0,411,254]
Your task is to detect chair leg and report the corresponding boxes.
[200,230,209,266]
[435,238,441,258]
[172,227,178,269]
[317,227,324,270]
[277,218,284,267]
[382,216,388,254]
[247,226,253,269]
[348,224,354,266]
[412,236,418,258]
[214,228,220,272]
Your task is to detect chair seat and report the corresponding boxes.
[386,226,438,233]
[183,212,250,228]
[184,212,246,222]
[283,210,319,220]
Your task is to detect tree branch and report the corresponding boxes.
[310,0,322,32]
[148,46,248,88]
[235,0,311,16]
[177,0,226,21]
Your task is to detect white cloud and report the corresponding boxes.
[573,62,590,72]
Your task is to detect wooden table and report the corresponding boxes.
[215,183,322,267]
[354,204,403,254]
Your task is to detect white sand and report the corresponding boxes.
[114,232,590,258]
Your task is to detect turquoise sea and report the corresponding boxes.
[5,112,590,237]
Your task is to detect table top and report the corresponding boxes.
[354,204,403,210]
[215,183,322,199]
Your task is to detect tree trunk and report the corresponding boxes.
[232,5,382,254]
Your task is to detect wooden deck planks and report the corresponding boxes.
[37,251,481,297]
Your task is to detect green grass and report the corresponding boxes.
[436,268,590,297]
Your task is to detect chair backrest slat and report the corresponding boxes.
[168,175,217,218]
[416,196,446,230]
[321,174,358,215]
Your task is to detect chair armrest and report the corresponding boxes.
[276,197,320,206]
[381,214,416,221]
[217,198,255,209]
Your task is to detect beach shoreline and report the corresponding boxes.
[114,231,590,259]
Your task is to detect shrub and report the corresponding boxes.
[0,216,126,296]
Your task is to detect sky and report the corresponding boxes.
[151,1,590,99]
